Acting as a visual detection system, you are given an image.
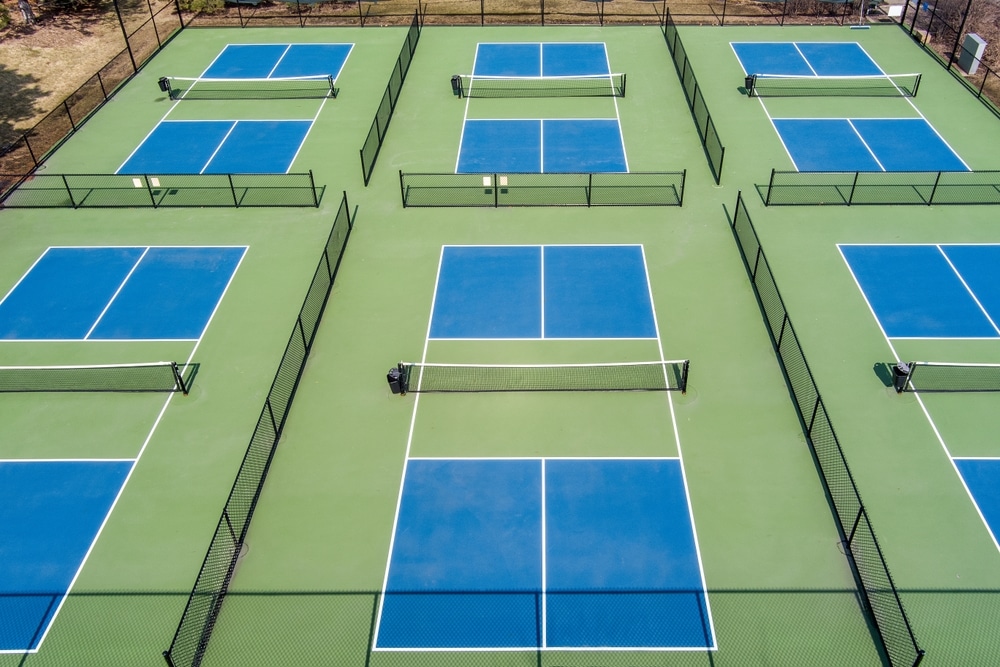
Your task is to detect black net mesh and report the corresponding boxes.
[0,362,187,393]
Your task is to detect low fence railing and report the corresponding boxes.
[399,171,685,207]
[763,169,1000,206]
[0,172,322,209]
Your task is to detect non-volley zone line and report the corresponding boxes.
[0,246,247,341]
[374,456,715,651]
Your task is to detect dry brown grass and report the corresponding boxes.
[0,4,127,143]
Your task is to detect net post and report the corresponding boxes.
[327,75,336,98]
[398,362,409,395]
[171,362,188,395]
[621,72,626,97]
[680,359,689,393]
[847,171,859,205]
[929,171,942,205]
[61,175,78,209]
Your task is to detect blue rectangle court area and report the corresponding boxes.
[0,460,133,652]
[375,458,712,650]
[202,43,352,80]
[473,42,611,77]
[839,244,1000,338]
[457,119,626,174]
[429,245,656,339]
[0,246,246,340]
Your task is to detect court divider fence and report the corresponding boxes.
[899,0,1000,120]
[0,0,184,202]
[763,169,1000,206]
[162,192,353,667]
[662,10,725,185]
[730,191,925,667]
[360,11,421,186]
[399,171,685,207]
[0,172,322,209]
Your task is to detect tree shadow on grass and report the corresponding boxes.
[0,64,45,150]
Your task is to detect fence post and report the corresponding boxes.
[399,170,406,207]
[480,0,484,25]
[777,314,788,348]
[679,169,686,206]
[541,0,544,26]
[929,171,942,205]
[720,0,727,26]
[587,173,592,207]
[766,169,776,206]
[228,174,238,207]
[308,170,318,207]
[494,174,499,208]
[358,0,364,26]
[144,175,158,208]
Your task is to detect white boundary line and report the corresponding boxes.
[837,244,1000,555]
[846,119,887,171]
[11,244,245,652]
[936,245,1000,336]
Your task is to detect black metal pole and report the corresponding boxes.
[947,0,975,69]
[112,0,138,72]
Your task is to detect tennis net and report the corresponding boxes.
[893,361,1000,393]
[163,75,337,100]
[455,73,626,98]
[748,73,922,98]
[388,360,688,394]
[0,361,190,393]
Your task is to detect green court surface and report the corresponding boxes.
[2,19,1000,667]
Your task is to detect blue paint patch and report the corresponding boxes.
[941,246,1000,327]
[773,119,881,172]
[542,43,610,76]
[89,246,245,340]
[203,44,290,79]
[795,42,881,76]
[0,460,132,651]
[458,120,541,174]
[841,245,998,338]
[0,247,144,340]
[118,121,234,175]
[955,459,1000,546]
[543,119,626,173]
[851,118,968,172]
[203,120,311,174]
[430,246,542,339]
[378,459,542,648]
[474,43,541,77]
[731,42,813,76]
[270,43,352,79]
[543,245,656,338]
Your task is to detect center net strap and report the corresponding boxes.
[748,72,921,97]
[0,361,190,393]
[456,73,626,98]
[165,75,338,100]
[396,360,688,394]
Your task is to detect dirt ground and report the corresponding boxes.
[0,2,127,146]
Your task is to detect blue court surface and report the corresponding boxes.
[731,41,883,76]
[429,245,656,340]
[0,460,133,652]
[0,246,246,340]
[201,43,352,80]
[473,42,611,77]
[118,120,312,175]
[375,458,712,650]
[954,459,1000,550]
[773,118,968,172]
[457,119,627,173]
[839,244,1000,339]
